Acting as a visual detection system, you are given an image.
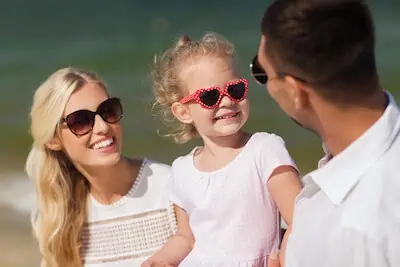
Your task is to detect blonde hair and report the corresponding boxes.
[152,32,235,144]
[25,67,106,267]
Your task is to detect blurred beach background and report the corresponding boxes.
[0,0,398,266]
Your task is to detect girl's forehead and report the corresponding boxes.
[180,56,239,90]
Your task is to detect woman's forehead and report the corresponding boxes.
[63,82,108,115]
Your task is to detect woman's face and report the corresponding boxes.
[57,82,123,169]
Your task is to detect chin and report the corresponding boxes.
[213,114,247,134]
[91,152,122,168]
[290,117,318,134]
[214,124,244,137]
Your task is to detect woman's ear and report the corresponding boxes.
[171,102,193,124]
[46,136,63,151]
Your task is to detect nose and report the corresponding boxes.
[218,93,234,108]
[92,114,110,134]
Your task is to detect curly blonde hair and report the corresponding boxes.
[25,67,106,267]
[152,32,236,144]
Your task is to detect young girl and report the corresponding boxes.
[143,33,302,267]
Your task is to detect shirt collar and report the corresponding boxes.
[317,143,331,168]
[305,92,400,205]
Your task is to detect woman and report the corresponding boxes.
[25,68,176,267]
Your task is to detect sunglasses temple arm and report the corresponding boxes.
[252,73,268,77]
[179,94,195,104]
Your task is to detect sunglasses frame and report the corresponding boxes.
[59,97,123,136]
[250,55,307,85]
[179,78,249,109]
[250,55,268,85]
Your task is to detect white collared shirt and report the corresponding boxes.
[285,93,400,267]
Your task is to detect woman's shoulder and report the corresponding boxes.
[136,158,172,192]
[144,158,171,172]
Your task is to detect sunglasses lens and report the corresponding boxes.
[199,89,220,107]
[227,82,247,100]
[98,98,123,123]
[251,56,268,84]
[66,111,93,135]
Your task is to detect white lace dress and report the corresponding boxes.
[81,159,177,267]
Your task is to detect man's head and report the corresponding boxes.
[254,0,380,132]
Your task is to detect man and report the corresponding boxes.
[251,0,400,266]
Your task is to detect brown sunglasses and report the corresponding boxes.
[60,97,123,136]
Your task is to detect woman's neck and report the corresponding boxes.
[77,157,142,205]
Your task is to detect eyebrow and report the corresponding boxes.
[63,98,110,117]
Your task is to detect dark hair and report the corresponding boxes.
[261,0,379,102]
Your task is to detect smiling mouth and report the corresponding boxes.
[214,112,240,121]
[90,137,115,150]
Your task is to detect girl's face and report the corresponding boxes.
[54,82,123,170]
[177,56,250,139]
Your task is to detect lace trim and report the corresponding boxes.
[90,158,147,207]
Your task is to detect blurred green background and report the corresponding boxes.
[0,1,398,266]
[0,0,398,172]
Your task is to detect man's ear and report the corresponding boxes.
[46,136,63,151]
[171,102,193,124]
[285,76,310,111]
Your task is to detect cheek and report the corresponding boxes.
[267,81,295,113]
[268,81,292,105]
[110,123,123,145]
[240,99,250,116]
[110,122,122,135]
[190,104,213,116]
[188,105,215,125]
[60,131,90,160]
[266,81,281,100]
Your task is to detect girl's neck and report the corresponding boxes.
[202,130,249,151]
[195,131,250,172]
[78,157,142,205]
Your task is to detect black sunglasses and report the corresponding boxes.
[60,97,123,136]
[250,55,268,84]
[250,55,307,85]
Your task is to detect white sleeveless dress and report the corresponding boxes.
[170,132,297,267]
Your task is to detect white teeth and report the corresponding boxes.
[216,113,238,120]
[92,138,113,150]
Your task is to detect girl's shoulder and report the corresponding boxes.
[171,148,197,171]
[246,132,288,153]
[250,131,285,143]
[248,132,297,181]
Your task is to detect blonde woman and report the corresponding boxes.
[25,68,177,267]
